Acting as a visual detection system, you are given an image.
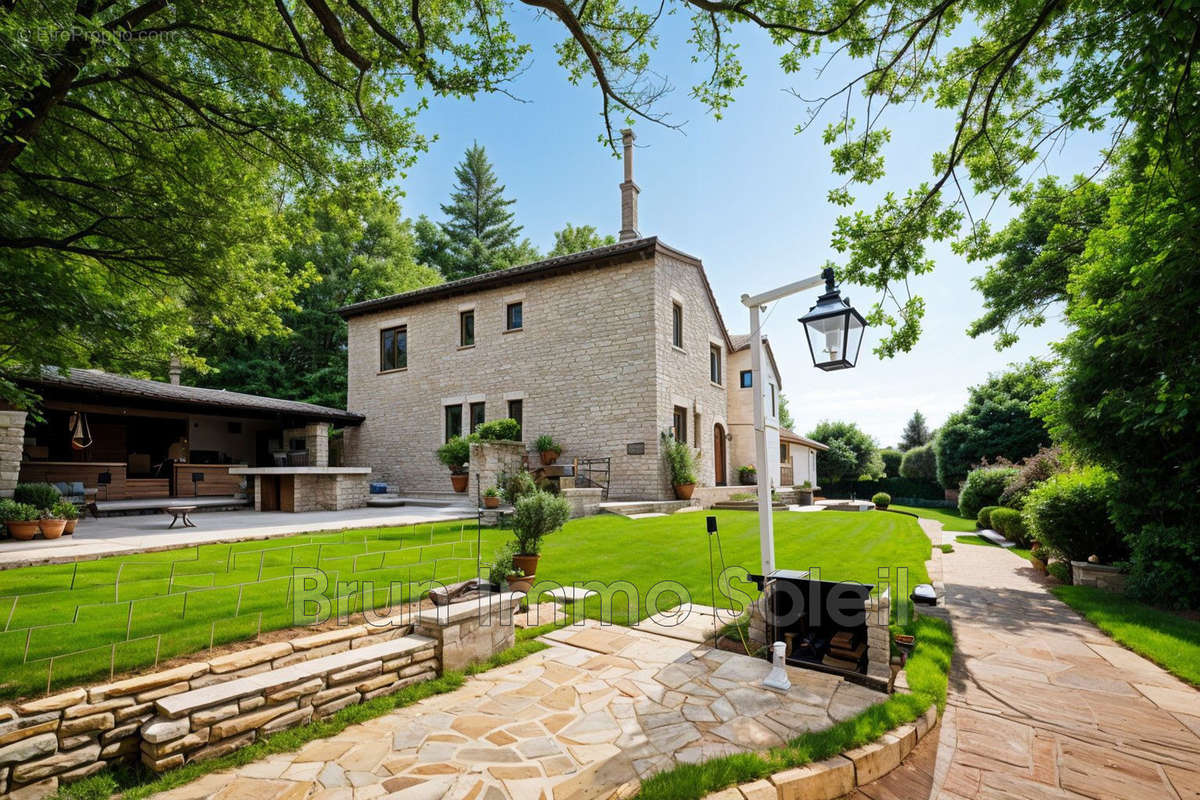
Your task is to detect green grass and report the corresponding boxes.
[1052,585,1200,687]
[633,615,954,800]
[954,535,1032,561]
[890,504,977,532]
[0,510,931,699]
[52,626,556,800]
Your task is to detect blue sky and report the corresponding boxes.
[393,10,1104,447]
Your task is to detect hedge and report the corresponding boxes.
[819,476,944,502]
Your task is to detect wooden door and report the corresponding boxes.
[280,475,295,512]
[714,424,727,486]
[260,476,279,511]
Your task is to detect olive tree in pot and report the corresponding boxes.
[511,490,571,578]
[490,541,531,593]
[661,432,698,500]
[436,436,471,492]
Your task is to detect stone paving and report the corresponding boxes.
[151,621,882,800]
[850,517,1200,800]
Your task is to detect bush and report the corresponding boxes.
[899,444,938,482]
[435,436,470,473]
[871,492,891,509]
[879,449,903,478]
[13,482,60,510]
[1047,561,1071,584]
[472,418,522,442]
[989,507,1029,546]
[958,467,1018,519]
[0,501,39,523]
[976,505,1000,529]
[998,446,1065,509]
[738,465,756,485]
[51,500,79,520]
[1023,467,1126,564]
[498,470,537,504]
[660,433,698,485]
[819,476,943,502]
[489,541,521,585]
[512,491,571,555]
[534,434,562,454]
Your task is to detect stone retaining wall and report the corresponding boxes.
[1069,561,1127,594]
[560,487,603,518]
[415,592,521,672]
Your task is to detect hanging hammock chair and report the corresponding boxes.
[69,412,93,450]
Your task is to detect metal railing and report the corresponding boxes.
[574,457,611,501]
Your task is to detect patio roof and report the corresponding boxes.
[780,427,829,450]
[21,367,364,425]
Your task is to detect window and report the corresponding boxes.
[672,302,684,348]
[710,345,722,384]
[380,325,407,371]
[444,404,462,442]
[469,401,485,433]
[672,406,688,444]
[507,399,523,436]
[506,302,523,331]
[770,383,776,416]
[740,370,753,388]
[459,310,474,347]
[780,443,790,462]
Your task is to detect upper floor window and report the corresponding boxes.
[740,370,752,388]
[459,310,474,347]
[469,401,485,433]
[710,345,722,385]
[380,325,407,371]
[506,302,523,331]
[672,302,684,348]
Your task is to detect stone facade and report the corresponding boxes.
[304,422,330,468]
[726,344,781,487]
[345,243,743,501]
[467,441,526,501]
[292,473,368,512]
[0,409,27,498]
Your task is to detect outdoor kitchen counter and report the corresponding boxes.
[229,466,372,512]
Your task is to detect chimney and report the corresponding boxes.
[168,356,182,386]
[619,128,640,241]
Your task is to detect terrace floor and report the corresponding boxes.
[0,505,475,569]
[151,621,882,800]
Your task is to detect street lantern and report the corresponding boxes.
[798,268,867,371]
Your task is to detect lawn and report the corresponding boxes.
[0,509,930,699]
[890,504,977,532]
[1052,585,1200,687]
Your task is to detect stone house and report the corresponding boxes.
[340,130,824,501]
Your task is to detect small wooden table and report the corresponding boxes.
[165,506,197,529]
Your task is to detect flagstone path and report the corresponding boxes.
[850,518,1200,800]
[152,620,883,800]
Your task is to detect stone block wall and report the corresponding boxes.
[561,487,603,518]
[293,473,369,512]
[1070,561,1127,593]
[0,410,27,498]
[415,592,521,673]
[305,423,330,468]
[467,441,526,501]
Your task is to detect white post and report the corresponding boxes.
[749,306,775,577]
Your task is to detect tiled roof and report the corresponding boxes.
[24,367,364,425]
[780,428,829,450]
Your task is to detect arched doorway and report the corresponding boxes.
[713,423,727,486]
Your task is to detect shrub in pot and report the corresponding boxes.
[871,491,891,509]
[436,436,471,492]
[483,487,501,509]
[535,434,562,465]
[498,469,537,504]
[989,507,1029,546]
[512,490,570,577]
[1,501,41,540]
[661,432,698,499]
[53,500,79,534]
[489,541,531,592]
[13,482,60,510]
[1023,467,1126,564]
[958,467,1018,519]
[38,508,66,539]
[738,465,757,485]
[976,505,1000,530]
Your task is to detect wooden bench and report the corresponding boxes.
[165,505,197,529]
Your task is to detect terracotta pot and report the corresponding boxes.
[64,519,77,535]
[513,554,540,577]
[40,519,66,539]
[507,575,534,593]
[540,450,560,466]
[7,521,39,541]
[674,483,696,500]
[484,495,500,509]
[1030,557,1047,574]
[450,473,469,493]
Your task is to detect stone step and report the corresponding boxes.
[976,528,1015,548]
[598,500,693,517]
[367,493,473,509]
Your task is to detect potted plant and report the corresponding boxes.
[38,508,66,540]
[436,436,471,493]
[661,432,698,500]
[738,465,757,485]
[535,434,562,466]
[53,500,79,534]
[483,487,501,509]
[498,470,537,505]
[1029,543,1049,574]
[796,480,816,505]
[511,490,571,577]
[490,542,531,593]
[1,501,42,541]
[871,491,891,510]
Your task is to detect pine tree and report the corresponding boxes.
[437,143,533,280]
[899,410,931,450]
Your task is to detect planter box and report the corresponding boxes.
[1070,561,1127,594]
